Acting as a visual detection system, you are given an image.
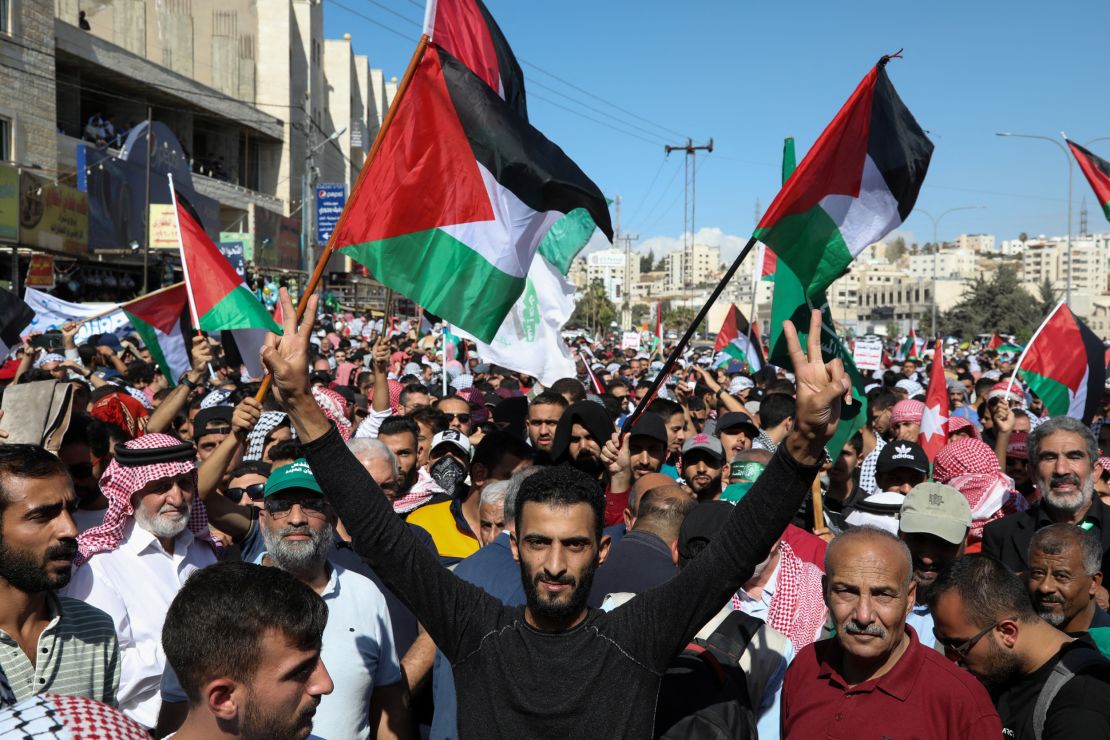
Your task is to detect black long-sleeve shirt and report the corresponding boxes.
[303,425,818,739]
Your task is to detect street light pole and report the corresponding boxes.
[996,132,1073,307]
[915,204,983,339]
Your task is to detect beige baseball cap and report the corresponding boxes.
[899,482,972,545]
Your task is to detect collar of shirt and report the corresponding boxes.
[737,560,779,608]
[254,551,339,598]
[816,625,924,701]
[450,496,476,537]
[1034,492,1106,530]
[122,517,195,557]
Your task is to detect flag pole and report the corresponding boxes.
[1004,300,1064,400]
[79,281,187,323]
[622,235,760,437]
[746,245,761,354]
[167,174,203,336]
[255,34,429,402]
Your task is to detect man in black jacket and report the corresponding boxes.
[983,416,1110,577]
[259,290,851,740]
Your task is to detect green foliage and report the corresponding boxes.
[570,280,616,334]
[939,265,1042,339]
[639,249,655,273]
[664,305,698,330]
[631,303,649,325]
[1037,277,1057,317]
[887,236,908,261]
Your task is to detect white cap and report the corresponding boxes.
[431,429,472,459]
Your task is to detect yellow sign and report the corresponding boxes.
[25,254,55,288]
[19,172,88,255]
[148,203,179,249]
[0,166,17,242]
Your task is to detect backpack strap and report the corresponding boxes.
[1033,646,1110,740]
[702,609,763,663]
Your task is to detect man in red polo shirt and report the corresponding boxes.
[781,526,1001,738]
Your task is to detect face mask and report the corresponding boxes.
[430,455,467,493]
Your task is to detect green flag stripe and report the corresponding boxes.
[1102,202,1110,222]
[125,311,176,387]
[538,207,599,276]
[341,228,525,343]
[754,205,854,301]
[1019,369,1072,418]
[198,285,281,333]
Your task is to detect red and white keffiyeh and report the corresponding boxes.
[76,433,215,566]
[891,400,925,424]
[730,541,827,650]
[0,693,149,739]
[934,437,1028,546]
[947,416,980,440]
[313,386,352,440]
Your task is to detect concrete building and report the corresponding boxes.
[663,243,721,291]
[1021,235,1110,299]
[958,234,995,253]
[585,248,639,303]
[907,249,980,280]
[0,0,58,169]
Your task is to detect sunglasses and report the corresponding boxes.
[264,496,329,519]
[933,618,1008,661]
[227,483,267,501]
[444,412,471,424]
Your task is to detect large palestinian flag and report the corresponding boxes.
[331,43,612,343]
[122,283,191,385]
[1068,139,1110,223]
[1016,302,1105,422]
[424,0,525,118]
[754,57,933,301]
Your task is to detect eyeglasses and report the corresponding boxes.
[933,618,1009,660]
[443,412,471,424]
[264,496,329,519]
[227,483,267,501]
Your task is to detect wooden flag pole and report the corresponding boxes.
[254,34,430,402]
[811,477,831,542]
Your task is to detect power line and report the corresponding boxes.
[624,156,668,226]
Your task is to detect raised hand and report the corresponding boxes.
[231,397,263,440]
[259,287,318,405]
[189,335,212,374]
[782,309,851,464]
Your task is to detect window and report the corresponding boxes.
[0,0,8,34]
[0,116,9,161]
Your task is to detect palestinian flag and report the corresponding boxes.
[1015,302,1105,422]
[121,284,191,385]
[714,304,764,371]
[331,43,612,343]
[898,328,922,360]
[918,339,949,460]
[987,332,1004,350]
[754,57,933,301]
[424,0,526,118]
[1067,140,1110,223]
[171,184,281,378]
[0,286,34,358]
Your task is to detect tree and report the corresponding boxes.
[570,280,616,335]
[1019,232,1029,244]
[631,303,649,325]
[1037,277,1057,317]
[939,265,1041,339]
[664,306,697,332]
[639,249,655,273]
[887,236,908,261]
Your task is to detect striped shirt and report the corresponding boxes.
[0,593,120,706]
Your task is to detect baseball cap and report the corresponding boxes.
[899,482,972,545]
[681,433,724,462]
[264,459,323,497]
[96,334,123,352]
[628,414,668,445]
[193,406,233,438]
[431,429,472,459]
[677,500,735,565]
[717,411,759,436]
[876,441,930,475]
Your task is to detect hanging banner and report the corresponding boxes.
[148,203,179,249]
[25,255,55,289]
[18,172,88,255]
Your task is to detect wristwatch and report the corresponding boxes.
[178,375,198,390]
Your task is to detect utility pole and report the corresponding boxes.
[664,138,713,307]
[614,195,639,330]
[142,105,152,293]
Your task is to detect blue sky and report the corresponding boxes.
[324,0,1110,260]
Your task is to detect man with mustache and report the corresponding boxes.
[264,294,849,738]
[0,445,120,705]
[161,562,334,740]
[781,526,1001,738]
[897,482,972,649]
[984,416,1110,577]
[64,433,220,729]
[1026,523,1110,634]
[680,433,724,501]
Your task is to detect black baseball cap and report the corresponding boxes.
[678,500,735,566]
[628,414,668,445]
[193,406,233,438]
[876,441,930,475]
[717,412,759,436]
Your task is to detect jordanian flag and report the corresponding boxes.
[331,43,612,343]
[754,57,933,300]
[714,304,763,371]
[1016,302,1104,422]
[1068,139,1110,223]
[171,184,280,378]
[122,283,191,385]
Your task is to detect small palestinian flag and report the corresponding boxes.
[171,183,280,378]
[424,0,526,118]
[898,328,922,360]
[714,304,764,371]
[754,56,933,301]
[1068,140,1110,223]
[332,43,612,343]
[987,332,1004,350]
[121,284,191,385]
[1015,302,1105,422]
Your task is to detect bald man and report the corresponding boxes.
[781,527,1001,738]
[603,472,677,548]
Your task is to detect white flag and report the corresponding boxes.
[23,288,128,343]
[454,256,576,387]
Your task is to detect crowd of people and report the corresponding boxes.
[1,292,1110,739]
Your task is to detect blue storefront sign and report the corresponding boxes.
[315,183,346,245]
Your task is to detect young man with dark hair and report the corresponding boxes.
[161,561,334,740]
[755,392,795,452]
[261,294,848,738]
[549,377,587,405]
[525,392,568,457]
[377,416,420,498]
[0,445,120,706]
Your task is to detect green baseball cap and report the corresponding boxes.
[899,482,972,545]
[263,459,322,498]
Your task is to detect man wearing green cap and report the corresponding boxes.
[898,482,973,650]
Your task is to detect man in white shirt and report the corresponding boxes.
[64,433,219,729]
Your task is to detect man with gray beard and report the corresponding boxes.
[254,460,407,740]
[65,433,220,729]
[984,416,1110,577]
